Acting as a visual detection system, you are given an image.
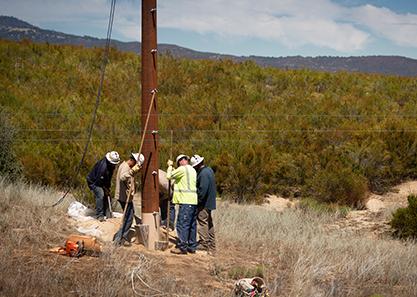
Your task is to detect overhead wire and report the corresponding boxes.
[51,0,117,207]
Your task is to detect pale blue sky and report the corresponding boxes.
[2,0,417,58]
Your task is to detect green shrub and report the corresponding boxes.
[0,111,21,179]
[306,161,368,208]
[390,194,417,239]
[213,143,274,204]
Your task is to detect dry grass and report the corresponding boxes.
[1,178,417,297]
[0,178,227,297]
[215,202,417,297]
[0,178,167,296]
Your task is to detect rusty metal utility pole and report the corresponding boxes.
[141,0,160,249]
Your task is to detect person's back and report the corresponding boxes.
[197,166,216,210]
[114,161,131,202]
[113,153,144,246]
[169,164,197,205]
[166,154,198,254]
[190,154,217,254]
[86,151,120,221]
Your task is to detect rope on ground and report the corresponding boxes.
[130,254,167,297]
[130,254,189,297]
[51,0,117,207]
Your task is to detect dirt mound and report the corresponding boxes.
[262,195,296,212]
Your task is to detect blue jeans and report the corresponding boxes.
[113,200,134,243]
[91,186,108,217]
[176,204,197,252]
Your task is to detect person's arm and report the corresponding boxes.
[119,163,132,181]
[100,161,112,189]
[167,166,185,180]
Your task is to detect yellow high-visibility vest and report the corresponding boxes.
[167,164,197,205]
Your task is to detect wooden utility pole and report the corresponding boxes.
[141,0,160,250]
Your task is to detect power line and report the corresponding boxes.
[14,129,417,143]
[8,112,417,119]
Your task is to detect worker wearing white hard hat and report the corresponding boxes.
[166,154,198,254]
[87,151,121,221]
[176,154,189,166]
[191,154,217,254]
[190,154,204,167]
[113,152,145,246]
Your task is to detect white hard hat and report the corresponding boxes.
[190,154,204,167]
[176,154,189,165]
[131,153,145,165]
[106,151,120,165]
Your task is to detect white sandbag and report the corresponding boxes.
[67,201,94,221]
[112,212,123,218]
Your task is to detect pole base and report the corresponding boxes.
[141,212,161,250]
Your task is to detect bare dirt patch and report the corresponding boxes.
[326,181,417,238]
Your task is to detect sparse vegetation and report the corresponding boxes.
[0,180,408,296]
[215,202,417,297]
[1,178,416,296]
[390,194,417,239]
[0,178,224,296]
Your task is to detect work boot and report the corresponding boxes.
[187,249,196,254]
[122,237,132,247]
[170,248,187,255]
[97,215,105,222]
[196,244,208,251]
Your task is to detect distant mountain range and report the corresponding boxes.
[1,16,417,77]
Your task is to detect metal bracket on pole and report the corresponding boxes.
[150,8,156,26]
[150,8,156,27]
[151,49,157,66]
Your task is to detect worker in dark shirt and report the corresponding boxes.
[190,154,217,254]
[86,151,120,221]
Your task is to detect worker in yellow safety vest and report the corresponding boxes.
[166,154,198,254]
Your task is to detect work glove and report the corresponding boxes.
[129,164,142,176]
[138,154,145,166]
[167,160,173,167]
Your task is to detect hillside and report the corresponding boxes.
[1,39,417,206]
[1,16,417,77]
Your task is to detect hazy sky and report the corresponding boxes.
[2,0,417,58]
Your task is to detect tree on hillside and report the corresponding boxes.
[0,111,22,179]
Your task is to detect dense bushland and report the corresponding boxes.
[1,40,417,205]
[0,110,22,179]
